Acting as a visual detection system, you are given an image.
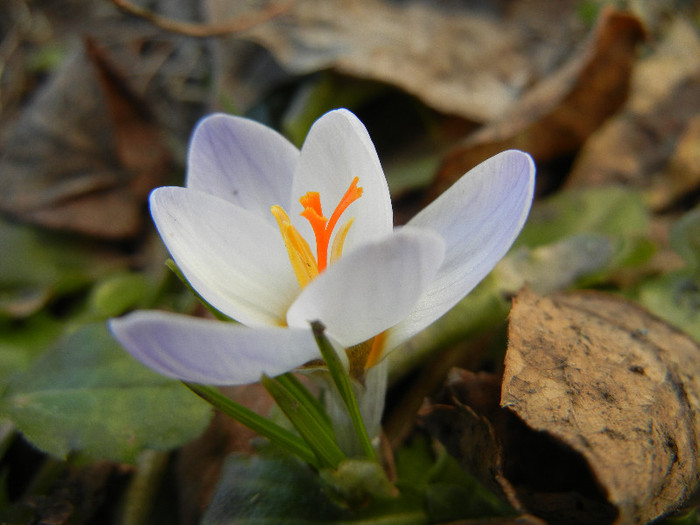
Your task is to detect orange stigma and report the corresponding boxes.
[272,177,363,287]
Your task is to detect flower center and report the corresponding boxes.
[271,177,363,288]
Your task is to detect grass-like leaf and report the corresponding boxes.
[311,321,377,461]
[184,382,319,468]
[262,374,346,469]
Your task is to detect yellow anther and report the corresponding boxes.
[330,217,354,265]
[271,205,318,288]
[272,177,363,289]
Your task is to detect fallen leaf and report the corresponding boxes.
[565,17,700,210]
[0,1,214,238]
[421,367,619,525]
[212,0,588,122]
[422,289,700,524]
[432,8,645,197]
[505,289,700,523]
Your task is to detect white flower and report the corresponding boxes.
[110,109,535,385]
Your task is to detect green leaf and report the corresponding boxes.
[497,233,654,292]
[515,186,649,248]
[88,272,156,318]
[394,436,513,522]
[281,73,385,147]
[0,323,212,463]
[636,207,700,344]
[185,382,319,468]
[0,314,64,384]
[311,322,377,461]
[262,374,347,469]
[637,272,700,343]
[0,218,121,318]
[202,452,428,525]
[320,459,397,505]
[670,206,700,271]
[276,373,332,430]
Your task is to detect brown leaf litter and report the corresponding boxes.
[422,288,700,524]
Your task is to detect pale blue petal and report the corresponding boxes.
[110,311,320,385]
[150,187,298,327]
[287,227,445,348]
[290,109,393,255]
[386,150,535,351]
[187,113,300,221]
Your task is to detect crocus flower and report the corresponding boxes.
[110,109,535,387]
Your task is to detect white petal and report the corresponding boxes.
[287,228,445,347]
[187,113,300,221]
[386,150,535,350]
[290,109,393,255]
[151,187,298,326]
[110,311,320,385]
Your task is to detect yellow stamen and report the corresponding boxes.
[271,205,318,288]
[272,178,363,288]
[330,217,354,265]
[364,331,387,370]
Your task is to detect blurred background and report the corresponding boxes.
[1,1,699,524]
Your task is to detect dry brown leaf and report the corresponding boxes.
[504,289,700,523]
[565,17,700,210]
[422,289,700,524]
[432,8,645,197]
[212,0,588,122]
[0,1,214,238]
[421,367,619,524]
[86,39,172,199]
[0,42,170,238]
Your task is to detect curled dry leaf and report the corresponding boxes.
[433,8,645,197]
[503,289,700,523]
[422,289,700,524]
[566,17,700,210]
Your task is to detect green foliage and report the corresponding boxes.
[186,382,319,468]
[0,323,212,463]
[515,186,649,247]
[394,436,512,522]
[281,73,385,147]
[203,435,512,524]
[637,206,700,343]
[0,218,119,318]
[262,374,347,469]
[670,206,700,272]
[311,322,377,461]
[321,459,397,505]
[87,272,157,318]
[0,314,64,384]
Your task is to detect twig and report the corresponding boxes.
[110,0,291,38]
